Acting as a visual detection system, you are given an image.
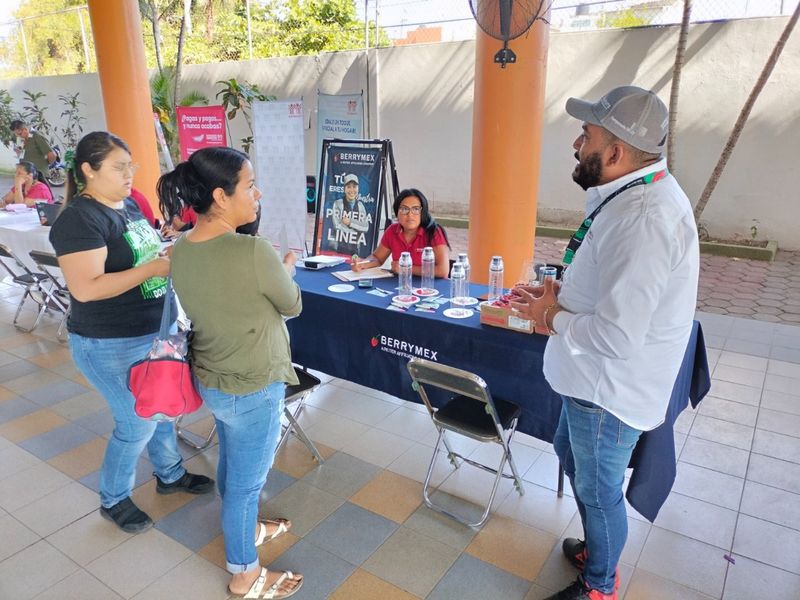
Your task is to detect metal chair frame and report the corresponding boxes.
[0,243,61,334]
[176,366,325,464]
[407,357,525,528]
[28,250,70,342]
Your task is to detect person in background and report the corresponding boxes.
[352,188,450,277]
[161,205,198,239]
[49,131,214,534]
[1,161,53,207]
[159,146,303,599]
[10,119,55,179]
[129,187,157,228]
[511,86,699,600]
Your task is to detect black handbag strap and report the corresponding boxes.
[157,276,174,339]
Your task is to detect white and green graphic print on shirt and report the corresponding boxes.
[123,218,168,300]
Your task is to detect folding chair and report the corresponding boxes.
[276,367,325,463]
[176,366,325,464]
[0,243,57,333]
[407,357,525,528]
[28,250,71,342]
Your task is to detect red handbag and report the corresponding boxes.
[127,278,203,421]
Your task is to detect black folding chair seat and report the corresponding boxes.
[435,395,522,439]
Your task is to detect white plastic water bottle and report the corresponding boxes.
[398,251,413,296]
[421,246,435,293]
[450,262,467,315]
[488,255,504,303]
[457,252,470,299]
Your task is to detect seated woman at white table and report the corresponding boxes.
[352,188,451,277]
[1,161,53,208]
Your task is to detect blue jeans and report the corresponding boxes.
[69,332,186,508]
[195,379,284,574]
[553,396,642,593]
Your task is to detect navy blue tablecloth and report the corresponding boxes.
[287,265,709,521]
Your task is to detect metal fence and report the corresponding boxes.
[359,0,798,41]
[0,0,797,78]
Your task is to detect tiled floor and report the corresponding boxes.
[1,275,800,598]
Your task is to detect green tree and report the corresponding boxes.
[2,0,389,78]
[139,0,182,75]
[0,90,21,149]
[0,0,93,78]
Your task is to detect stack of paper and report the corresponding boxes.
[332,267,395,282]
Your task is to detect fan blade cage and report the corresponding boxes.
[469,0,549,41]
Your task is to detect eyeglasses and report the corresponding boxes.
[110,163,140,176]
[398,205,422,215]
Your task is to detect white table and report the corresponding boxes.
[0,209,54,271]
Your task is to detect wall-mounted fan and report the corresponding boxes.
[469,0,550,67]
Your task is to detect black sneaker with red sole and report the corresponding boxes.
[544,577,617,600]
[562,538,620,592]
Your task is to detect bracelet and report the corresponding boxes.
[542,302,561,336]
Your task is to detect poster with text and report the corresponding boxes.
[176,105,227,161]
[251,99,306,254]
[316,93,364,175]
[317,145,382,258]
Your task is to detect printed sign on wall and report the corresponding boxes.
[176,105,227,161]
[316,93,364,173]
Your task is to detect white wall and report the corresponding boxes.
[2,17,797,248]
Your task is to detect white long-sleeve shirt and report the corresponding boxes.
[544,158,699,431]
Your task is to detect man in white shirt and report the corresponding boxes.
[511,86,699,600]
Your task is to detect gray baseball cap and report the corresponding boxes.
[343,174,359,185]
[566,86,668,154]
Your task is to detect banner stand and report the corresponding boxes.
[312,139,400,260]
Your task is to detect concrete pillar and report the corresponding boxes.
[467,20,550,284]
[87,0,161,214]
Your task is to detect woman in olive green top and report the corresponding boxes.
[159,147,303,599]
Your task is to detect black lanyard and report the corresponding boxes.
[562,169,668,266]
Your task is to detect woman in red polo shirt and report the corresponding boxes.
[352,188,450,277]
[1,161,53,207]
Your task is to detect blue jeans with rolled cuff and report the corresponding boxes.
[194,378,284,574]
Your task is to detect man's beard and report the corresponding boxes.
[572,151,603,191]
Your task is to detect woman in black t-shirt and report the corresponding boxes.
[49,131,214,533]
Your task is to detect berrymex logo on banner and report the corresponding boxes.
[371,335,439,361]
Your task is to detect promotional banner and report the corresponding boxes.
[316,93,364,173]
[251,99,307,254]
[176,105,227,161]
[316,145,382,258]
